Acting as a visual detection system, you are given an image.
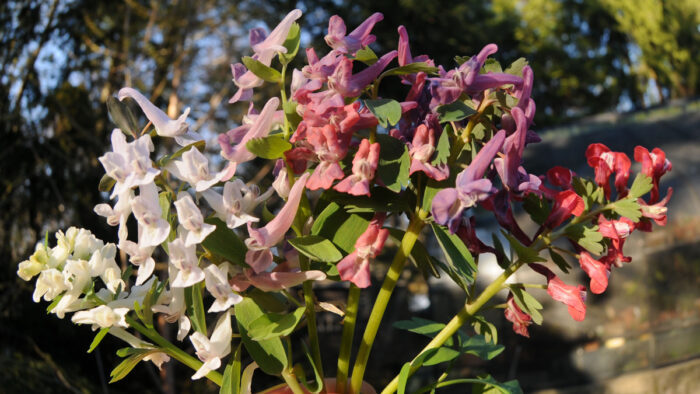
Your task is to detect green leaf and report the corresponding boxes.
[393,317,450,344]
[628,173,653,199]
[138,277,162,328]
[202,218,248,267]
[221,344,242,394]
[235,297,288,375]
[311,202,371,253]
[509,287,543,325]
[565,224,604,255]
[245,135,292,159]
[376,134,411,193]
[388,229,440,278]
[106,96,140,138]
[364,99,402,128]
[280,23,301,64]
[549,249,571,273]
[471,315,498,344]
[522,193,551,225]
[87,328,110,353]
[431,223,476,292]
[185,282,207,335]
[158,140,206,167]
[435,101,477,123]
[109,349,158,383]
[381,62,439,77]
[417,347,460,366]
[287,235,343,263]
[503,232,546,263]
[322,188,410,213]
[354,47,378,65]
[505,57,528,77]
[241,56,282,83]
[612,198,642,222]
[430,127,451,166]
[454,55,470,66]
[482,58,502,73]
[98,174,116,193]
[247,288,289,313]
[295,341,323,394]
[397,362,412,394]
[457,332,505,360]
[466,374,523,394]
[422,178,451,213]
[283,100,303,131]
[246,307,306,341]
[491,234,510,269]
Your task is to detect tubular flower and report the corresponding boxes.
[543,190,585,229]
[597,215,635,267]
[99,129,160,199]
[585,143,631,199]
[202,179,274,230]
[634,146,672,203]
[117,88,200,146]
[579,252,610,294]
[494,107,541,197]
[325,13,383,55]
[167,147,227,192]
[432,130,506,233]
[505,295,532,337]
[530,263,586,321]
[305,125,348,190]
[408,124,449,181]
[637,187,673,231]
[334,138,380,196]
[131,184,170,248]
[190,311,232,380]
[328,51,398,98]
[174,194,216,246]
[337,214,389,288]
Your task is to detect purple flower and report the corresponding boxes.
[328,50,398,98]
[325,13,383,55]
[494,107,541,197]
[431,129,506,233]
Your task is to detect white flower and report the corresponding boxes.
[204,263,242,313]
[118,87,202,146]
[131,183,170,247]
[94,188,133,244]
[72,228,104,260]
[33,268,68,303]
[174,194,215,246]
[167,147,226,192]
[152,266,191,340]
[168,237,204,288]
[99,129,160,198]
[119,240,156,286]
[72,305,129,329]
[190,311,232,380]
[108,326,170,368]
[202,179,273,229]
[17,242,50,281]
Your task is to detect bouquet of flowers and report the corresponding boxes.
[17,9,673,394]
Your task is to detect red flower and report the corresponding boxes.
[634,146,672,203]
[598,215,635,267]
[505,295,532,337]
[585,144,631,199]
[530,263,586,321]
[579,252,610,294]
[637,187,673,231]
[544,190,585,229]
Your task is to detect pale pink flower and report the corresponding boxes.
[337,215,388,288]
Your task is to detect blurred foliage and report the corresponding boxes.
[1,0,698,392]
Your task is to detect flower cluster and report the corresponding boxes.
[17,9,672,394]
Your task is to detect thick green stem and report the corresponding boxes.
[299,255,324,381]
[282,369,306,394]
[380,261,522,394]
[336,284,361,394]
[126,316,223,386]
[350,211,427,393]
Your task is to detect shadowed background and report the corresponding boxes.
[1,0,699,392]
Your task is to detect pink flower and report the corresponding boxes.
[325,13,384,55]
[579,252,610,294]
[305,125,349,190]
[334,139,380,196]
[408,124,449,181]
[327,50,398,98]
[637,187,673,231]
[530,264,586,321]
[337,215,389,288]
[544,190,584,229]
[634,146,672,203]
[597,215,635,267]
[505,295,532,337]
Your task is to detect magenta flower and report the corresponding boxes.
[505,295,532,337]
[337,214,389,288]
[245,172,310,272]
[408,124,449,181]
[334,139,380,196]
[494,107,541,197]
[229,9,302,103]
[634,146,672,203]
[325,13,383,55]
[579,252,610,294]
[432,129,506,233]
[328,50,398,98]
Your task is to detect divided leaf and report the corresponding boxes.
[503,232,546,263]
[612,198,642,222]
[628,173,653,199]
[364,99,402,128]
[431,223,476,293]
[509,286,543,325]
[435,101,477,123]
[565,224,604,255]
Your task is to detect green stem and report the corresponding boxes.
[279,63,291,140]
[281,369,306,394]
[126,316,223,386]
[350,211,427,393]
[299,254,324,381]
[336,284,361,394]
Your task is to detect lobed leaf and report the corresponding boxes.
[435,101,477,123]
[364,99,402,128]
